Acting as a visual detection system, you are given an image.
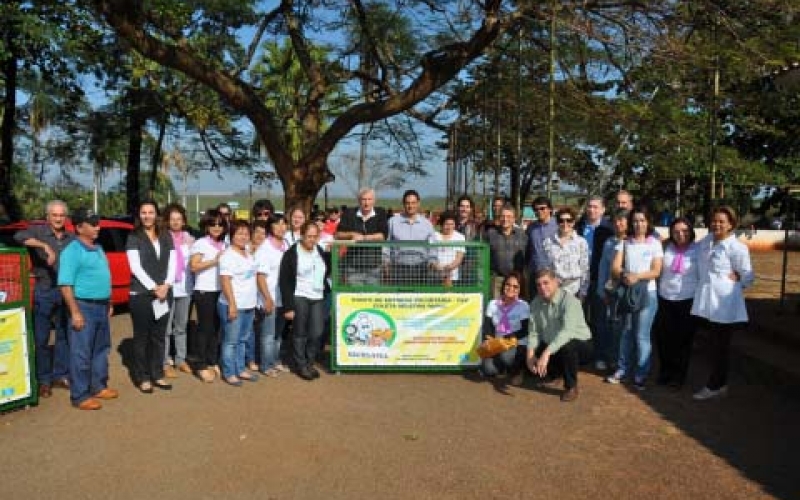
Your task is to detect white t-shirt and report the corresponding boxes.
[430,231,465,281]
[485,299,531,346]
[218,248,258,309]
[659,242,698,301]
[295,246,325,300]
[254,238,287,308]
[622,237,663,292]
[190,237,225,292]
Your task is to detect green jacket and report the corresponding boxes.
[528,288,591,354]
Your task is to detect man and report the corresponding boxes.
[58,209,119,410]
[526,269,592,402]
[335,187,389,285]
[615,190,633,211]
[577,196,615,370]
[455,194,480,241]
[14,200,74,398]
[486,204,527,298]
[455,195,481,286]
[525,196,558,291]
[385,189,437,285]
[481,195,509,238]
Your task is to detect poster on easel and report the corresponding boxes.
[0,307,32,406]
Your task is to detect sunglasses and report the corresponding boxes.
[558,218,574,224]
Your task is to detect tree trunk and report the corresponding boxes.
[126,83,145,215]
[0,28,18,211]
[149,111,167,200]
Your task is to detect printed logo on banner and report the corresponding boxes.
[341,309,397,348]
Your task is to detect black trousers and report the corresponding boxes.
[129,293,170,384]
[535,339,591,389]
[189,290,221,370]
[654,297,696,386]
[701,319,746,390]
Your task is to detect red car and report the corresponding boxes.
[0,218,133,306]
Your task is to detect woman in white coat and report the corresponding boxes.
[691,206,753,401]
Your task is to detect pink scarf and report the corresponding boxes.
[671,244,689,275]
[496,299,519,335]
[171,231,186,283]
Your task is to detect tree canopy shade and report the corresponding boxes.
[83,0,514,211]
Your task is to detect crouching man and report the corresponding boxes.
[526,269,591,402]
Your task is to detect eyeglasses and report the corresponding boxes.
[534,206,549,211]
[558,218,574,224]
[209,221,224,227]
[504,283,520,289]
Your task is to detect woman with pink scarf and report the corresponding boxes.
[654,217,698,389]
[479,272,530,385]
[162,204,195,378]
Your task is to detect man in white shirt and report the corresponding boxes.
[335,188,388,285]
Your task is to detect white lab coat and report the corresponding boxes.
[691,233,754,324]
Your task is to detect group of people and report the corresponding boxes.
[476,190,754,402]
[16,186,753,409]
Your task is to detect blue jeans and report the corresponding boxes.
[616,290,658,383]
[33,286,70,385]
[165,295,190,365]
[481,345,525,377]
[218,303,254,379]
[68,301,111,405]
[259,307,285,371]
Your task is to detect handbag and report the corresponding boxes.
[476,335,518,359]
[611,239,650,316]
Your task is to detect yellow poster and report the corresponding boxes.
[334,293,484,368]
[0,307,32,405]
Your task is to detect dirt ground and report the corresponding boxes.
[2,252,799,500]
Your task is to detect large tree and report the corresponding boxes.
[84,0,515,211]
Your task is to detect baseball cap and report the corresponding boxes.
[72,208,100,226]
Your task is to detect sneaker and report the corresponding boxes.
[605,370,624,384]
[594,360,608,371]
[693,386,728,401]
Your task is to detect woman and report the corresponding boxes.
[162,203,194,378]
[655,217,698,389]
[480,272,530,385]
[429,211,465,287]
[188,209,227,383]
[253,214,290,376]
[245,219,269,371]
[606,206,663,390]
[691,206,753,400]
[126,200,176,394]
[279,221,330,381]
[594,208,629,372]
[542,206,589,299]
[218,219,260,386]
[284,206,306,247]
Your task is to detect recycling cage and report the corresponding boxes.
[330,240,490,372]
[0,247,36,412]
